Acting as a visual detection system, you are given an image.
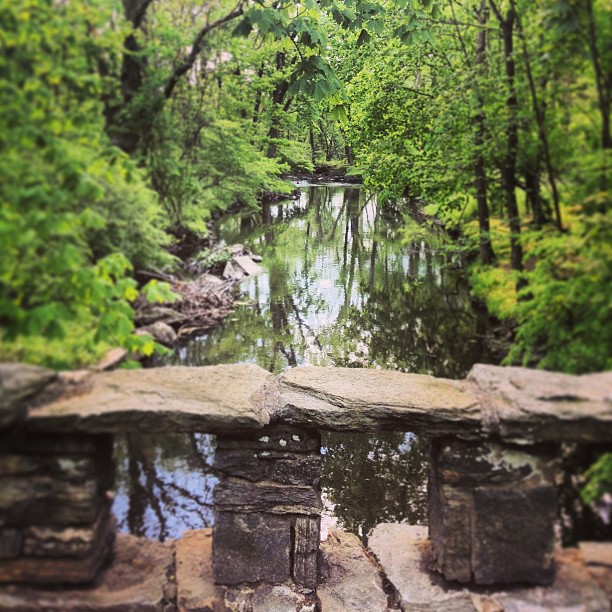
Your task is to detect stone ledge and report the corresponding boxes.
[15,363,612,442]
[0,364,56,432]
[278,366,483,437]
[469,364,612,443]
[27,364,277,434]
[214,480,322,515]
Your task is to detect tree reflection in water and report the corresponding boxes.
[321,432,429,545]
[113,433,218,540]
[116,185,495,541]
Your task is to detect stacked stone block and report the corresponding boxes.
[0,431,115,584]
[428,438,560,585]
[213,425,322,588]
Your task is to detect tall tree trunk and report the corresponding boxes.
[475,1,496,264]
[585,0,611,150]
[524,157,547,228]
[252,63,266,127]
[266,52,292,159]
[309,127,317,165]
[490,2,523,275]
[509,0,563,231]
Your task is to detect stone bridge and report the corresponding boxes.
[0,362,611,610]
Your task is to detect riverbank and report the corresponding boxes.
[133,244,263,349]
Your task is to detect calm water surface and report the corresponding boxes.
[113,184,495,542]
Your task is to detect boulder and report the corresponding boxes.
[580,541,612,602]
[0,364,56,431]
[175,530,224,612]
[369,524,475,611]
[137,321,178,346]
[233,255,263,277]
[318,529,388,612]
[91,348,127,371]
[369,523,609,612]
[0,534,175,610]
[135,305,185,326]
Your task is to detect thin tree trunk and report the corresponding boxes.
[475,1,496,264]
[509,0,563,231]
[585,0,611,150]
[309,127,317,165]
[266,52,291,159]
[524,159,547,228]
[490,1,523,275]
[252,62,266,127]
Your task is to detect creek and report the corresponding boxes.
[112,183,497,543]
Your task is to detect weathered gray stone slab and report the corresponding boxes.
[214,481,322,515]
[28,364,277,434]
[0,364,56,431]
[469,364,612,443]
[370,524,610,612]
[0,529,21,559]
[428,438,559,585]
[0,534,175,610]
[294,516,320,588]
[0,523,113,584]
[22,511,112,558]
[279,366,482,436]
[214,450,322,486]
[213,512,291,585]
[0,476,106,527]
[318,528,388,612]
[234,255,263,277]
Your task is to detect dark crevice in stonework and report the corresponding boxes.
[289,518,297,581]
[365,546,404,611]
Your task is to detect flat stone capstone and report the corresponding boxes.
[27,364,277,434]
[20,363,612,443]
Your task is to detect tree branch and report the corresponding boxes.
[488,0,504,25]
[164,3,245,99]
[122,0,155,28]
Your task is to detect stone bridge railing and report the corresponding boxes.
[0,362,610,593]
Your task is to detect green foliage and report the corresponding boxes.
[141,280,181,305]
[0,0,169,368]
[507,198,612,374]
[581,453,612,504]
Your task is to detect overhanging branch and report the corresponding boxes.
[164,4,245,99]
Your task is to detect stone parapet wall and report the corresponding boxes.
[1,361,611,592]
[24,363,612,444]
[0,432,115,584]
[213,425,322,588]
[428,438,560,585]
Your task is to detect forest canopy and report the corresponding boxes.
[0,0,610,374]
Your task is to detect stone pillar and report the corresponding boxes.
[213,425,322,588]
[428,438,559,586]
[0,431,115,584]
